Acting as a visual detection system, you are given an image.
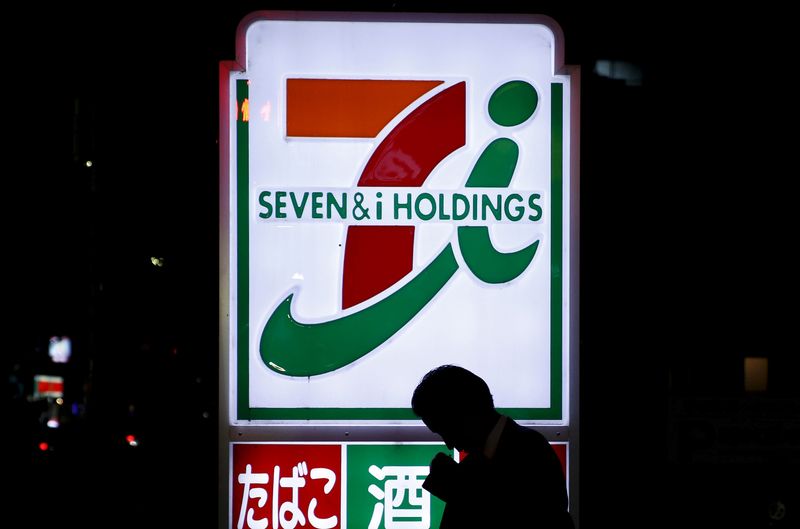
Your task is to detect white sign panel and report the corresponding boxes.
[223,13,575,423]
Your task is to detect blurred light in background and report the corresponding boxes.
[594,59,643,87]
[33,375,64,400]
[48,336,72,363]
[744,357,768,392]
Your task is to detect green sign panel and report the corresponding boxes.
[347,444,451,528]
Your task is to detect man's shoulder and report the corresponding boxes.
[493,419,553,462]
[504,418,549,443]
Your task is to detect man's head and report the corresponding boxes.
[411,365,498,452]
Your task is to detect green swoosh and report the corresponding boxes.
[458,226,539,284]
[260,244,459,377]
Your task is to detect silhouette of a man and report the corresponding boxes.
[412,364,574,528]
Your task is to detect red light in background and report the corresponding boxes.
[125,434,138,447]
[38,442,48,451]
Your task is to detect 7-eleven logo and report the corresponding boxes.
[250,77,542,376]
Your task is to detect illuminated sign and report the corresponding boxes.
[33,374,64,399]
[223,13,575,423]
[231,442,568,529]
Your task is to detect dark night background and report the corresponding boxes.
[6,3,797,527]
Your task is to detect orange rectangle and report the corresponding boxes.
[287,78,442,138]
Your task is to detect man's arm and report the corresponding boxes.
[423,451,491,504]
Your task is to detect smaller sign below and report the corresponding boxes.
[231,440,569,529]
[33,374,64,400]
[232,442,448,529]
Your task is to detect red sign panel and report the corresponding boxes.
[33,375,64,399]
[232,444,342,529]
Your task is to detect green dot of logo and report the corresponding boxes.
[488,80,538,127]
